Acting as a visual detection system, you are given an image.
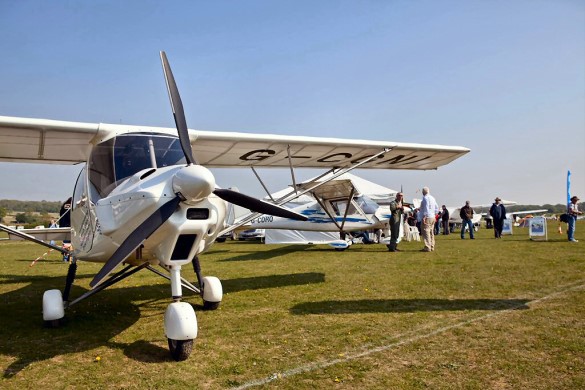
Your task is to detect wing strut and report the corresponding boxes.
[218,148,390,236]
[0,224,69,254]
[339,187,356,233]
[251,166,276,202]
[286,145,298,195]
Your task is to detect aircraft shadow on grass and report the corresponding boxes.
[221,272,325,294]
[217,245,308,262]
[215,243,391,262]
[290,298,531,315]
[0,271,324,378]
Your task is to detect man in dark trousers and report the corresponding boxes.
[459,201,475,239]
[441,205,450,235]
[489,197,507,238]
[387,192,405,252]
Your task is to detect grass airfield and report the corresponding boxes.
[0,222,584,389]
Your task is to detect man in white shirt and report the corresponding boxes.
[417,186,439,252]
[567,195,582,242]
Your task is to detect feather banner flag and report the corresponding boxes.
[567,170,571,206]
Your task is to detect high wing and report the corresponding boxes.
[189,131,469,170]
[0,116,99,164]
[0,116,469,169]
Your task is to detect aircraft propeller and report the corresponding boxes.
[90,52,306,288]
[159,51,307,221]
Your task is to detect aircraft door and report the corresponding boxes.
[71,167,97,254]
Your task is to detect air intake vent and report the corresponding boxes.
[171,234,197,260]
[187,208,209,220]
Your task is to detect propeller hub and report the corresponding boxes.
[172,165,216,203]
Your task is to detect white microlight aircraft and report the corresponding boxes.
[0,52,469,361]
[240,173,411,249]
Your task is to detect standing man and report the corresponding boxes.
[459,201,475,239]
[489,197,507,238]
[417,187,439,252]
[567,195,582,242]
[387,192,405,252]
[441,205,450,235]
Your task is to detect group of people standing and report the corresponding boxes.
[385,188,582,251]
[387,188,514,252]
[388,186,439,252]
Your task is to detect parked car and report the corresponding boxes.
[238,229,266,241]
[215,231,237,243]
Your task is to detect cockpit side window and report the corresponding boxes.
[330,199,357,216]
[88,138,115,199]
[355,195,379,214]
[72,167,87,209]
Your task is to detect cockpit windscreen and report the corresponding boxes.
[88,133,186,198]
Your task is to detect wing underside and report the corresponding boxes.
[0,116,99,164]
[190,130,469,170]
[0,116,469,169]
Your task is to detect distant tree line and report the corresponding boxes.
[0,199,62,213]
[0,199,62,227]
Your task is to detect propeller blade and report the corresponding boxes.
[213,188,308,221]
[89,196,182,288]
[160,51,195,165]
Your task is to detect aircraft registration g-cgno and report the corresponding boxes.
[0,52,469,361]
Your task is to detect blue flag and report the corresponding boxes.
[567,170,571,206]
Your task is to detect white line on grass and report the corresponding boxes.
[232,281,585,390]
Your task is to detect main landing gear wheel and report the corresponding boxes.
[168,338,193,362]
[201,276,222,310]
[42,289,65,328]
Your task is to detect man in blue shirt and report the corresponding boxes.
[417,187,439,252]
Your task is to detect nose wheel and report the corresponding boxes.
[168,338,194,362]
[164,266,200,361]
[164,300,198,361]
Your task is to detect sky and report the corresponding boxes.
[1,0,584,207]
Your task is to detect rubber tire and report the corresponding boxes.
[203,301,220,310]
[168,338,193,361]
[44,319,62,328]
[201,276,222,311]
